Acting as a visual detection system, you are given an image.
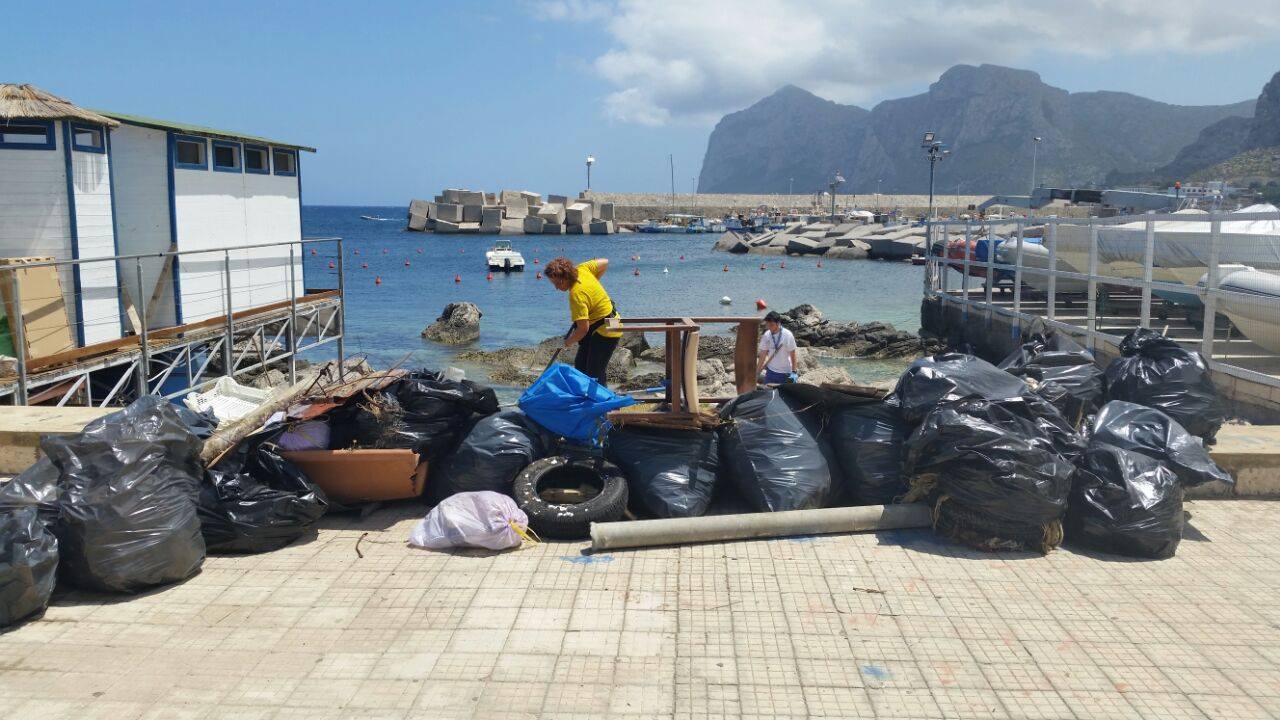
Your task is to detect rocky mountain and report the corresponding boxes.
[1109,70,1280,186]
[698,64,1254,195]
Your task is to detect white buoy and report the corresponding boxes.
[719,296,732,305]
[663,267,669,274]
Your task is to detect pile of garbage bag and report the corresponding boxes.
[1067,401,1232,559]
[717,388,832,512]
[1104,328,1225,441]
[0,396,206,594]
[435,410,555,497]
[199,430,329,553]
[998,330,1106,426]
[904,392,1084,553]
[606,426,719,518]
[328,369,499,462]
[0,506,59,627]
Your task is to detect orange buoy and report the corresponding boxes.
[759,263,766,270]
[404,260,410,267]
[374,276,382,285]
[486,272,493,281]
[454,274,461,283]
[533,258,539,265]
[535,272,542,279]
[327,261,335,269]
[633,269,640,276]
[722,265,729,272]
[361,262,368,269]
[755,299,767,310]
[780,261,786,269]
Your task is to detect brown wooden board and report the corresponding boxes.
[0,257,75,361]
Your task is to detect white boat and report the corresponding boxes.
[485,239,525,272]
[1218,269,1280,353]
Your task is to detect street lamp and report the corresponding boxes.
[922,132,950,220]
[876,178,883,211]
[828,171,844,220]
[586,155,595,191]
[1029,137,1041,195]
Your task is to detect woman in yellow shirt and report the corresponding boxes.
[544,257,622,386]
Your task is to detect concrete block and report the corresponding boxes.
[537,202,566,225]
[408,213,428,231]
[443,189,462,204]
[462,204,483,222]
[458,190,486,206]
[523,216,546,234]
[436,203,462,222]
[549,194,568,207]
[485,193,498,205]
[566,202,594,225]
[541,222,564,235]
[481,207,503,232]
[501,217,524,234]
[427,202,439,220]
[500,190,523,205]
[434,195,444,203]
[436,219,461,233]
[567,224,586,235]
[504,197,528,219]
[589,219,615,234]
[599,202,615,221]
[520,191,541,205]
[409,199,432,217]
[528,204,543,218]
[457,222,482,234]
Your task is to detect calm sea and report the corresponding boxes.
[300,205,925,389]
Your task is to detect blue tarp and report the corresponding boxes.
[518,364,636,445]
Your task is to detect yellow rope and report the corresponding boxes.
[508,519,541,549]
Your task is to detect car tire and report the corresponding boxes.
[513,455,628,539]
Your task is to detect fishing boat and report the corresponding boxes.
[485,239,525,272]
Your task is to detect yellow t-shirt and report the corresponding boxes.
[568,260,622,338]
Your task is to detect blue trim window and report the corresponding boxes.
[0,119,56,150]
[71,123,106,153]
[173,134,207,170]
[244,144,269,174]
[212,140,242,173]
[272,148,297,176]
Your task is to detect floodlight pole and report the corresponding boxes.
[922,133,948,221]
[1029,136,1041,195]
[586,155,595,191]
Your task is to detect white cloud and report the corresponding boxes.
[529,0,1280,124]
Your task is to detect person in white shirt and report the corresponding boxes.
[757,311,798,384]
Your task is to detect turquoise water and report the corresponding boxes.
[301,205,924,385]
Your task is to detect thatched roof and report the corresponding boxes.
[0,84,118,127]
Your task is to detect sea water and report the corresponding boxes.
[301,205,925,387]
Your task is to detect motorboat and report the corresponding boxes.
[1217,269,1280,353]
[485,239,525,272]
[993,237,1090,294]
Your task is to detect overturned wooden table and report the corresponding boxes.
[605,315,760,430]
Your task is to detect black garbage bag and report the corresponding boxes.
[2,396,206,594]
[1088,401,1232,488]
[0,456,62,525]
[395,370,500,419]
[0,506,59,627]
[777,386,851,505]
[999,331,1105,425]
[830,396,908,505]
[173,405,219,440]
[1104,328,1225,440]
[895,353,1029,424]
[606,426,719,518]
[904,394,1083,552]
[718,388,831,512]
[1068,442,1185,559]
[198,433,328,553]
[435,410,554,496]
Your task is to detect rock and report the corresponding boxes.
[797,366,853,386]
[777,304,939,359]
[696,335,737,363]
[606,347,634,384]
[794,346,820,372]
[620,331,650,357]
[250,368,288,390]
[422,301,482,344]
[619,372,666,392]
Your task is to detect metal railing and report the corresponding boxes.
[923,211,1280,390]
[2,237,346,406]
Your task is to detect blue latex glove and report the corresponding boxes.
[788,372,798,383]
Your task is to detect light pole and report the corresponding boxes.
[922,132,950,220]
[1029,137,1041,195]
[876,178,883,211]
[788,177,794,206]
[586,155,595,192]
[828,171,844,220]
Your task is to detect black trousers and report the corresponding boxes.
[574,332,620,386]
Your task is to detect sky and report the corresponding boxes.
[5,0,1280,204]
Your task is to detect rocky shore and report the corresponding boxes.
[450,303,940,391]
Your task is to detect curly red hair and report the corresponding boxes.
[544,257,578,284]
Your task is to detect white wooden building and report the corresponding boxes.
[0,83,315,351]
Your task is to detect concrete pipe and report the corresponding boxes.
[589,503,932,552]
